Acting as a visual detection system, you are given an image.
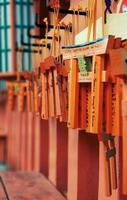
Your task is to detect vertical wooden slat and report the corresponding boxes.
[33,115,41,171]
[49,117,57,185]
[68,129,79,200]
[27,112,34,171]
[78,132,99,200]
[40,119,49,177]
[56,121,68,193]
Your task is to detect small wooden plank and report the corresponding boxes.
[90,55,104,134]
[0,72,25,80]
[0,172,66,200]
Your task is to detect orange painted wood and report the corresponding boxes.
[33,115,41,172]
[26,80,32,112]
[41,73,49,119]
[20,110,28,170]
[68,129,79,200]
[122,80,127,195]
[90,55,104,134]
[109,48,127,77]
[53,69,62,117]
[111,79,122,136]
[34,81,39,114]
[60,77,68,122]
[49,118,57,185]
[26,113,34,171]
[68,59,79,129]
[18,85,26,112]
[0,172,66,200]
[48,71,55,117]
[86,84,91,132]
[56,121,68,194]
[40,119,49,177]
[78,84,86,129]
[78,131,99,200]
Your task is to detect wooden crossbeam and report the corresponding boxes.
[62,36,115,59]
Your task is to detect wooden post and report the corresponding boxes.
[40,119,49,177]
[56,121,68,194]
[27,112,34,171]
[68,129,79,200]
[49,117,57,185]
[20,110,28,170]
[33,115,41,172]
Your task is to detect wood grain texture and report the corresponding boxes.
[0,172,66,200]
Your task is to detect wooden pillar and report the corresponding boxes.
[56,121,68,194]
[48,118,68,195]
[20,110,28,170]
[27,112,34,171]
[68,129,79,200]
[40,119,49,177]
[33,115,41,172]
[68,130,99,200]
[49,118,57,185]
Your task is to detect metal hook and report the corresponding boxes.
[27,28,53,40]
[35,14,72,32]
[21,33,51,49]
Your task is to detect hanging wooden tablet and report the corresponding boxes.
[53,64,62,117]
[26,79,32,112]
[48,69,55,117]
[90,55,104,134]
[40,61,48,119]
[33,80,39,114]
[68,58,79,129]
[18,83,27,112]
[6,83,15,111]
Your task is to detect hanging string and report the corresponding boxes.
[105,0,112,23]
[43,17,49,58]
[72,8,76,45]
[50,5,59,56]
[102,0,105,36]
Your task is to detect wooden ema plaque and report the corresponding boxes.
[7,82,27,112]
[90,55,104,134]
[68,59,79,129]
